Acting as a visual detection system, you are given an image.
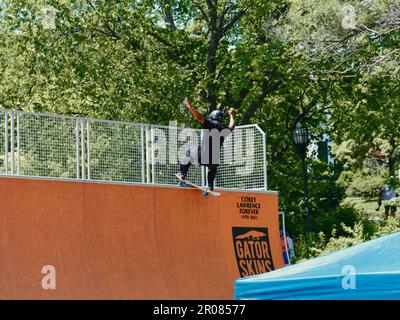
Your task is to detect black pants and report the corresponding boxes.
[385,206,397,217]
[180,146,218,190]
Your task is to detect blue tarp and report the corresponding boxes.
[235,232,400,300]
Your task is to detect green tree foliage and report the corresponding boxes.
[344,169,386,197]
[0,0,291,125]
[296,217,400,261]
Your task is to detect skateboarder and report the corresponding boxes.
[177,97,235,193]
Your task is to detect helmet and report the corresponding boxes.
[209,110,224,122]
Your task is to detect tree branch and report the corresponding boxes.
[191,0,209,23]
[222,8,248,34]
[218,3,237,31]
[86,0,96,10]
[231,88,250,109]
[160,1,176,29]
[147,30,193,69]
[92,27,121,40]
[239,78,283,125]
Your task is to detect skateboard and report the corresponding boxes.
[175,173,221,198]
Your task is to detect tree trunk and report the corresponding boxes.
[388,156,396,177]
[388,138,397,177]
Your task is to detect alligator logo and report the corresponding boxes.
[235,230,266,240]
[232,227,275,277]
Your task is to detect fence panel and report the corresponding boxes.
[18,112,78,179]
[149,125,203,186]
[0,109,268,191]
[88,119,143,183]
[217,125,266,190]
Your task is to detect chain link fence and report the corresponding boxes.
[218,125,266,190]
[149,125,204,186]
[18,111,78,179]
[88,119,144,183]
[0,109,267,190]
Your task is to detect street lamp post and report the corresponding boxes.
[293,122,311,232]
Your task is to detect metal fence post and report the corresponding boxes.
[200,129,206,188]
[4,111,8,174]
[81,119,85,179]
[86,120,91,180]
[10,110,14,175]
[151,126,155,184]
[141,125,145,183]
[279,211,291,265]
[75,120,80,179]
[145,125,150,184]
[263,132,268,191]
[17,112,21,175]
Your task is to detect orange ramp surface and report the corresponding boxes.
[0,176,283,299]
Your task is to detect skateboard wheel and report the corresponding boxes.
[179,181,187,187]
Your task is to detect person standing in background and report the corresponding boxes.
[286,232,295,259]
[280,230,290,265]
[377,176,398,218]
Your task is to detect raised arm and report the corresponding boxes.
[228,108,235,130]
[184,98,204,125]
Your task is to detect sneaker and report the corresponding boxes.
[177,172,187,187]
[179,180,187,187]
[176,172,186,181]
[203,186,213,195]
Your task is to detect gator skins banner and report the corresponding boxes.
[232,227,275,277]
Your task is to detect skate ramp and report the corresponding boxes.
[0,176,283,299]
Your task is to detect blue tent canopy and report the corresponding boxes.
[235,232,400,300]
